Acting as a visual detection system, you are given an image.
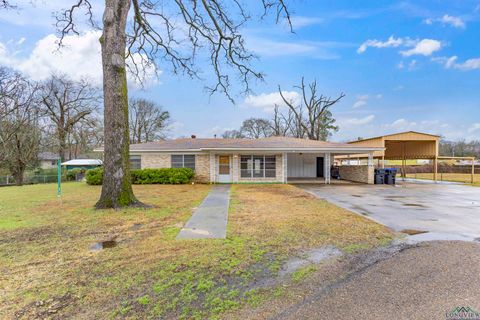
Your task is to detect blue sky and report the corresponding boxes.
[1,0,479,141]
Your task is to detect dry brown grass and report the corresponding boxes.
[229,184,391,253]
[406,173,480,186]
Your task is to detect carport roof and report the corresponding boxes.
[95,136,384,153]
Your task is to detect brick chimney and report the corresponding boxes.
[191,134,196,139]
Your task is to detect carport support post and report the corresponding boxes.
[433,156,438,183]
[472,158,475,184]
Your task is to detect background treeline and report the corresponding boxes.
[0,67,171,184]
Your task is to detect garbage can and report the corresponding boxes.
[384,168,397,185]
[374,169,385,184]
[331,166,340,179]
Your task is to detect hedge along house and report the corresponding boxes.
[97,136,383,184]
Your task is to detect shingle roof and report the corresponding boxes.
[128,136,382,151]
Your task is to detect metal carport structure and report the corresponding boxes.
[341,131,476,183]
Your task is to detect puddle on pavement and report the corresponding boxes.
[474,238,480,242]
[400,229,429,236]
[351,205,370,216]
[90,240,117,251]
[403,203,427,208]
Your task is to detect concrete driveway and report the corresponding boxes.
[300,182,480,241]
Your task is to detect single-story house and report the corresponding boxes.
[96,136,383,184]
[61,159,103,171]
[38,152,60,169]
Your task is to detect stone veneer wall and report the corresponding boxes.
[338,165,374,184]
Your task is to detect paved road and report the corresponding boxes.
[273,241,480,320]
[177,184,230,239]
[300,182,480,241]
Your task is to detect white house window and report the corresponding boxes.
[171,155,195,171]
[130,155,141,169]
[240,155,276,178]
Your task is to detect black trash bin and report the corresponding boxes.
[374,169,385,184]
[384,168,398,185]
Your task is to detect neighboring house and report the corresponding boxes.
[61,159,103,171]
[38,152,60,169]
[96,136,383,184]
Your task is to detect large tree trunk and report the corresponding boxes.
[12,169,24,186]
[96,0,140,208]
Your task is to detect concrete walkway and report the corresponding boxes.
[177,184,231,239]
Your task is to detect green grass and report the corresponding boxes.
[0,182,392,319]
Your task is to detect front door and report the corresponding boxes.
[218,156,231,183]
[316,157,324,178]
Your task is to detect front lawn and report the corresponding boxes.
[0,182,391,319]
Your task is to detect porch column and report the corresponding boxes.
[209,152,216,183]
[368,153,374,167]
[283,152,288,184]
[324,152,331,184]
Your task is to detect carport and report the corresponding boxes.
[340,131,476,183]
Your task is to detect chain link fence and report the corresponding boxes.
[0,175,66,186]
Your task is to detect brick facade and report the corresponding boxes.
[140,153,170,168]
[194,154,210,183]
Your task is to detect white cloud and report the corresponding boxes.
[400,39,442,57]
[0,31,158,87]
[340,115,375,126]
[352,94,381,108]
[433,56,480,70]
[357,36,404,54]
[358,36,442,57]
[468,123,480,133]
[424,15,466,29]
[352,100,367,108]
[244,91,301,112]
[247,37,345,60]
[290,16,324,28]
[16,37,26,45]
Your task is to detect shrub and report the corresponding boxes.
[86,168,103,185]
[66,168,83,181]
[131,168,194,184]
[85,167,194,185]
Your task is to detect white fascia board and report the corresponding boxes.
[201,147,385,153]
[95,147,384,153]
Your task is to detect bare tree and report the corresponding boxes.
[129,98,170,143]
[0,74,41,185]
[240,118,272,139]
[67,115,104,159]
[39,74,100,161]
[279,77,344,141]
[47,0,292,208]
[270,104,293,136]
[0,67,31,119]
[222,129,245,139]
